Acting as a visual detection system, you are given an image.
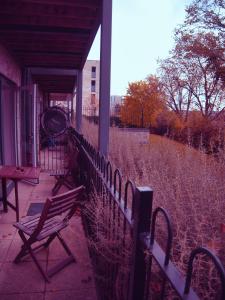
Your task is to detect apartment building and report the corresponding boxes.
[82,60,100,116]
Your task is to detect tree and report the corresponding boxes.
[120,76,166,127]
[159,57,193,122]
[159,4,224,121]
[173,31,224,119]
[184,0,225,33]
[178,0,225,85]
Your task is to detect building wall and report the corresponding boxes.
[0,45,21,167]
[82,60,100,116]
[0,44,21,86]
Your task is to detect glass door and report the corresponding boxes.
[20,84,38,167]
[0,75,16,165]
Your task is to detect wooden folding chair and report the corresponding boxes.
[13,185,85,282]
[50,143,80,196]
[50,169,74,196]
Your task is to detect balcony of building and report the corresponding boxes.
[0,1,224,299]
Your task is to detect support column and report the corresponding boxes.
[129,187,153,300]
[98,0,112,156]
[76,70,83,133]
[71,92,74,125]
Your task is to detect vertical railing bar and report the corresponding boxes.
[55,136,57,170]
[47,140,49,171]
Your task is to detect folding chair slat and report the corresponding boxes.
[37,223,68,240]
[48,200,77,217]
[27,217,59,231]
[40,217,63,232]
[15,216,62,236]
[15,218,40,234]
[20,215,40,226]
[20,219,39,229]
[50,194,78,206]
[49,195,76,209]
[51,189,82,202]
[47,207,73,220]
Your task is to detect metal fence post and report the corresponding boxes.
[128,187,153,300]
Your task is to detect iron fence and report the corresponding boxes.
[67,127,225,300]
[39,134,68,172]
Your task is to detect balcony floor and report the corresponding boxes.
[0,172,97,300]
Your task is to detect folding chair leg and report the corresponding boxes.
[44,233,57,248]
[63,179,74,190]
[52,171,74,196]
[52,179,62,196]
[14,230,50,282]
[14,244,29,263]
[46,231,76,278]
[57,232,75,257]
[29,246,50,282]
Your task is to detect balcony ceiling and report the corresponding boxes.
[0,0,101,92]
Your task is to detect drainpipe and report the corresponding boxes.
[98,0,112,156]
[33,84,37,167]
[76,70,83,133]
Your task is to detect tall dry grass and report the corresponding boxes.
[83,187,132,300]
[81,118,225,298]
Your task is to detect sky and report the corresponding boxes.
[88,0,192,96]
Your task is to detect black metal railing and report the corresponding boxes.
[39,134,68,172]
[67,127,225,300]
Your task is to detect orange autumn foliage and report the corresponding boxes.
[120,76,167,127]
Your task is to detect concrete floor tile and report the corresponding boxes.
[44,289,97,300]
[45,261,95,292]
[0,224,16,240]
[0,210,17,224]
[29,194,49,203]
[0,262,46,293]
[0,240,12,262]
[0,292,44,300]
[5,238,48,263]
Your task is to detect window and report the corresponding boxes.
[91,94,96,105]
[91,66,96,78]
[91,80,96,93]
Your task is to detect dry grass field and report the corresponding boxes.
[81,119,225,298]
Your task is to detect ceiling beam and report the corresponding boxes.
[23,0,101,9]
[0,24,90,35]
[24,63,80,69]
[0,14,95,29]
[30,68,78,76]
[14,50,82,56]
[0,30,87,40]
[5,44,85,53]
[0,3,97,19]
